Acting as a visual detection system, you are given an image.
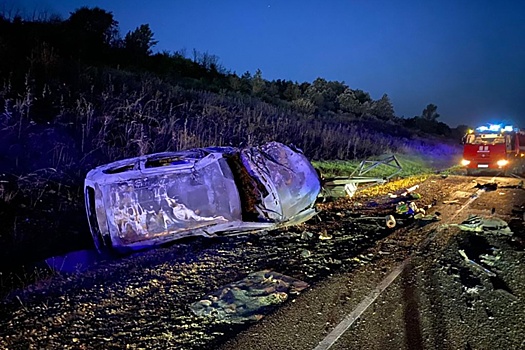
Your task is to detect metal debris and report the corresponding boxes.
[459,249,497,277]
[190,270,308,324]
[320,155,402,199]
[450,215,513,236]
[301,231,314,240]
[480,253,501,267]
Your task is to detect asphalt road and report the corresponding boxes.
[220,175,525,350]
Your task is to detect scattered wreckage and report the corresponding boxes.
[84,142,321,253]
[84,141,410,253]
[190,270,308,324]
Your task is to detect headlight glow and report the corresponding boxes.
[461,159,471,166]
[496,159,509,167]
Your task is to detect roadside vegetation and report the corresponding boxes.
[0,7,465,279]
[313,153,436,179]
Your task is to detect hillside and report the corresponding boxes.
[0,8,462,279]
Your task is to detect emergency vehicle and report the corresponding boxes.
[461,124,525,175]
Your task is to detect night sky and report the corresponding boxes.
[6,0,525,127]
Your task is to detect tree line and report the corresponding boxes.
[0,6,461,137]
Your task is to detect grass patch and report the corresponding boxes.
[313,153,434,179]
[312,160,361,177]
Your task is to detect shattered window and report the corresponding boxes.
[102,163,136,174]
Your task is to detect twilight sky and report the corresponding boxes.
[5,0,525,127]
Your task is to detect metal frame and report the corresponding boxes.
[321,155,403,198]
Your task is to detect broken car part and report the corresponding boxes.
[352,215,397,229]
[448,215,513,236]
[459,249,497,277]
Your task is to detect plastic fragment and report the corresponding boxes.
[319,230,332,240]
[459,249,497,277]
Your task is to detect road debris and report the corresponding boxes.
[351,215,397,228]
[395,201,426,216]
[400,184,419,197]
[319,230,333,240]
[479,252,500,266]
[447,215,513,236]
[413,212,441,223]
[190,270,308,324]
[301,231,314,240]
[301,249,312,258]
[320,155,402,199]
[459,249,497,277]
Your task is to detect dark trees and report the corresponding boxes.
[124,24,158,56]
[421,103,440,121]
[66,7,119,62]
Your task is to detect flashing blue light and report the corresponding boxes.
[488,124,502,131]
[475,123,515,133]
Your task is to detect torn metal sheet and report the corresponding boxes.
[449,215,513,236]
[84,142,321,253]
[190,270,308,324]
[241,142,321,222]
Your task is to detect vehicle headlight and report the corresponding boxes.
[461,159,471,166]
[496,159,509,167]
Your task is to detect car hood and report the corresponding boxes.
[241,142,321,222]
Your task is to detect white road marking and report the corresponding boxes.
[313,259,409,350]
[313,176,496,350]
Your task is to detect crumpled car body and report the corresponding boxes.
[84,142,321,253]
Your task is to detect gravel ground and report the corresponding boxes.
[1,174,524,349]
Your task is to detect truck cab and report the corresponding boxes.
[461,124,517,175]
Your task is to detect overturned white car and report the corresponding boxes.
[84,142,321,253]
